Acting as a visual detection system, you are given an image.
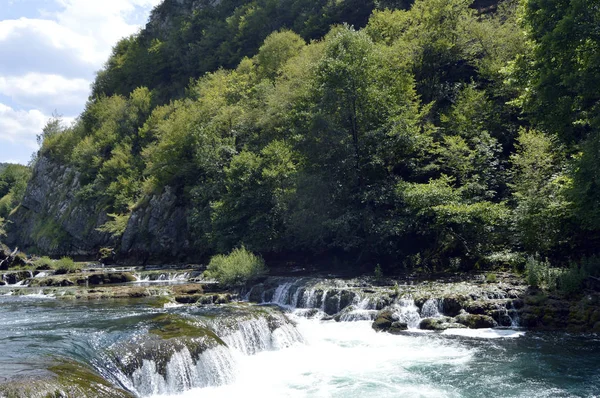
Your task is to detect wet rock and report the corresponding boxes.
[389,321,408,334]
[454,313,498,329]
[419,318,466,330]
[339,290,356,310]
[175,294,203,304]
[0,360,135,398]
[372,309,394,331]
[442,295,467,317]
[372,309,406,333]
[2,271,31,285]
[87,272,137,285]
[247,284,265,302]
[324,290,340,315]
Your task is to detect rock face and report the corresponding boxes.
[7,156,193,262]
[6,156,112,256]
[120,187,191,263]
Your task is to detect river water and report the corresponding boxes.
[0,292,599,398]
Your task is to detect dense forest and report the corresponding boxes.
[3,0,600,282]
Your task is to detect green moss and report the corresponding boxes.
[149,314,224,344]
[31,217,70,251]
[49,361,134,398]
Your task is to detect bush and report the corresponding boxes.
[33,256,54,270]
[525,256,559,289]
[557,264,587,295]
[54,257,79,274]
[204,246,267,287]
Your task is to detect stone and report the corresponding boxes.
[454,313,498,329]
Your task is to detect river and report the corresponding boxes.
[0,289,599,397]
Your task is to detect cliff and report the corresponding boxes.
[7,156,194,262]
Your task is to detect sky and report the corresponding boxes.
[0,0,163,165]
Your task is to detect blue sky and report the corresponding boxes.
[0,0,162,164]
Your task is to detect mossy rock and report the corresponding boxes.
[454,313,498,329]
[113,314,224,378]
[372,309,395,332]
[87,272,136,285]
[324,290,342,315]
[339,290,356,311]
[419,317,465,331]
[0,360,134,398]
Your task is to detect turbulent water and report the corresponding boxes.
[0,290,599,397]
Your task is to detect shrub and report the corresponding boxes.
[485,273,497,283]
[204,246,267,287]
[557,264,586,295]
[525,256,559,289]
[54,257,79,274]
[34,256,54,270]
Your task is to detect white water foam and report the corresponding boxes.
[441,328,525,339]
[148,318,472,398]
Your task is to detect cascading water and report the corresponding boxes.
[130,346,237,397]
[420,298,443,319]
[2,283,599,398]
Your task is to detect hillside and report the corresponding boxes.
[6,0,600,283]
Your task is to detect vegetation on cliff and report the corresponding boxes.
[12,0,600,286]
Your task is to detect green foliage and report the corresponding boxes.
[525,256,553,289]
[0,164,31,219]
[520,0,600,142]
[485,273,497,283]
[257,30,305,80]
[96,213,131,238]
[510,128,571,254]
[204,246,267,287]
[33,256,53,269]
[53,257,79,274]
[557,264,587,296]
[23,0,600,273]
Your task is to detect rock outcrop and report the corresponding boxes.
[6,156,193,262]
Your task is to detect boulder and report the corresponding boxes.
[454,313,498,329]
[372,310,407,333]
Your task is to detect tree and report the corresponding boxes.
[509,128,571,254]
[522,0,600,143]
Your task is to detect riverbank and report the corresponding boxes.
[0,282,599,398]
[2,262,599,334]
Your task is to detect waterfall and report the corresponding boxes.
[222,318,274,355]
[420,298,443,318]
[390,299,422,329]
[123,310,303,397]
[130,346,237,397]
[271,282,294,306]
[507,301,520,328]
[220,315,303,355]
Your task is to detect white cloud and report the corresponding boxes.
[0,0,162,70]
[0,73,90,114]
[0,103,46,149]
[0,73,89,98]
[0,0,162,163]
